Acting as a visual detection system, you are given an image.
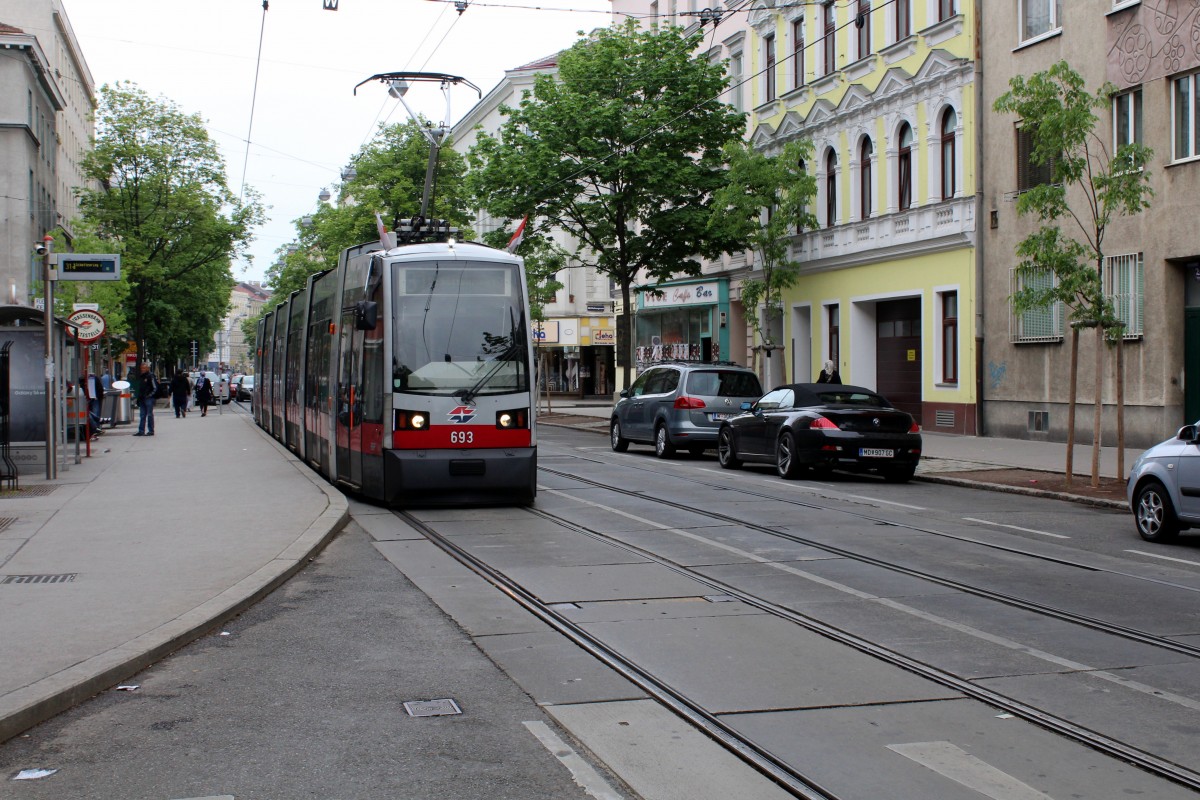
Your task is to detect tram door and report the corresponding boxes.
[335,309,364,489]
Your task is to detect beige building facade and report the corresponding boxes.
[981,0,1200,447]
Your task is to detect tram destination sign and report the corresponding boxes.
[55,254,120,281]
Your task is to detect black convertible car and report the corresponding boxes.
[716,383,922,482]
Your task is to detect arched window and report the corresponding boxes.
[898,123,913,211]
[859,138,873,219]
[825,150,838,228]
[940,109,957,200]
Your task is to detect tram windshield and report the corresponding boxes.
[392,261,529,396]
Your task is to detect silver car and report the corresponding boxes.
[1127,421,1200,542]
[610,362,763,458]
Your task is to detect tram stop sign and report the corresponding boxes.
[67,309,106,343]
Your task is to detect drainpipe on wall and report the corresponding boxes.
[973,0,986,438]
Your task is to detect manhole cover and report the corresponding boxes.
[1,573,78,585]
[0,486,59,498]
[403,698,461,717]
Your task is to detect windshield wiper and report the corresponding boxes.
[456,341,522,405]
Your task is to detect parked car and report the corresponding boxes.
[610,361,764,458]
[1127,422,1200,542]
[716,383,922,483]
[235,374,255,402]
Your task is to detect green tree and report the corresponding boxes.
[994,61,1153,486]
[466,20,746,388]
[265,118,472,301]
[77,82,263,369]
[708,139,817,387]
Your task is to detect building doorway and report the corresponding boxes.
[875,298,922,425]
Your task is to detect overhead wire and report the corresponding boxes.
[239,1,271,201]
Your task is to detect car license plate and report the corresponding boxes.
[859,448,894,458]
[709,412,735,421]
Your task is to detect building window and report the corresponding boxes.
[941,291,958,384]
[1172,71,1200,161]
[828,304,840,366]
[860,138,873,219]
[1010,268,1065,343]
[729,52,744,113]
[1016,124,1055,191]
[792,18,805,89]
[856,0,871,60]
[764,34,776,102]
[895,0,910,40]
[898,123,913,211]
[823,2,836,75]
[1114,88,1143,149]
[825,149,838,228]
[1103,252,1144,338]
[1020,0,1061,43]
[938,0,956,20]
[940,109,957,200]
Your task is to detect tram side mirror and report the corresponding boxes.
[354,300,378,330]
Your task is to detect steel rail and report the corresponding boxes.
[540,462,1200,661]
[392,509,845,800]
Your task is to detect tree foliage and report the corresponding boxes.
[708,139,817,385]
[466,20,746,385]
[76,82,263,368]
[265,118,472,303]
[993,61,1153,485]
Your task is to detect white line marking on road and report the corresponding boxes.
[524,720,626,800]
[1126,549,1200,567]
[963,517,1070,539]
[887,741,1055,799]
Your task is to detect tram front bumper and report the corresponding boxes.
[383,447,537,506]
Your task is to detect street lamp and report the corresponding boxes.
[318,187,331,203]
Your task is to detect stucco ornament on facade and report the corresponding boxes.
[1108,0,1200,86]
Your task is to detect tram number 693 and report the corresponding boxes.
[450,430,474,445]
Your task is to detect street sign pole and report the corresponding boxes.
[42,236,54,480]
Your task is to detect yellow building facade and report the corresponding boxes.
[747,1,978,432]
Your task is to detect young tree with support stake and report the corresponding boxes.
[466,20,746,390]
[993,61,1153,488]
[707,139,817,388]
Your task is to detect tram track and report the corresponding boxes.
[539,462,1200,660]
[397,489,1200,795]
[393,509,845,800]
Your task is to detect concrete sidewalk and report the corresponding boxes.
[0,405,348,743]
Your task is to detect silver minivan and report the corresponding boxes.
[610,362,763,458]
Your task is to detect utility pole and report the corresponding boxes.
[41,235,55,479]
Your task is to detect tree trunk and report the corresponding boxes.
[1091,325,1103,489]
[1066,326,1078,489]
[618,280,635,391]
[1116,335,1125,479]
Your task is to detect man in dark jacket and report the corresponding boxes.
[134,362,157,436]
[169,370,192,418]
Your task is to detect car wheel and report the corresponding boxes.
[610,419,629,452]
[776,432,803,479]
[654,424,676,458]
[1134,480,1180,542]
[717,427,741,469]
[883,465,917,483]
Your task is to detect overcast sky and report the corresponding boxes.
[64,0,612,285]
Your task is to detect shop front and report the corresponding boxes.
[533,314,616,399]
[634,280,731,370]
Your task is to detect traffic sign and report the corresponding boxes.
[67,309,106,342]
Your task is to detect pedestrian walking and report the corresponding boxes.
[816,359,842,384]
[169,370,191,418]
[196,373,215,417]
[134,362,157,436]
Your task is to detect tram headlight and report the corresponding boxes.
[395,409,429,430]
[496,408,528,429]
